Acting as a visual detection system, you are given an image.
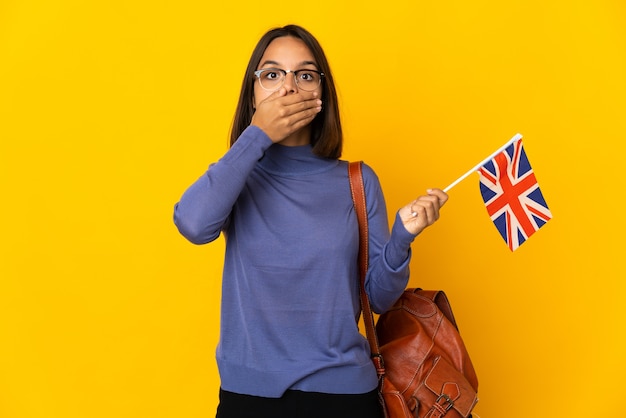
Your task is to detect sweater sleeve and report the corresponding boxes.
[173,126,273,244]
[360,164,416,313]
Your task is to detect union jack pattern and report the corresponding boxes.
[478,138,552,251]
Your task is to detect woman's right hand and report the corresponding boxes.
[250,87,322,143]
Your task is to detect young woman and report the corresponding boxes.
[173,24,448,418]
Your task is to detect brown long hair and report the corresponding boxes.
[229,25,342,159]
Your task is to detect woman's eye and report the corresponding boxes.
[266,72,279,80]
[299,72,314,81]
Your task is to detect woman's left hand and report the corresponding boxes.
[398,188,449,236]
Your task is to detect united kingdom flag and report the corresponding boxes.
[478,137,552,251]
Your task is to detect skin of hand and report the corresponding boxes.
[250,87,322,144]
[398,188,449,236]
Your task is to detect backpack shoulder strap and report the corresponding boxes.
[348,161,384,376]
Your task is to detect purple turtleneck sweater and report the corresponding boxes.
[174,126,415,398]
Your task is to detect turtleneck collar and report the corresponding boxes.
[258,143,339,176]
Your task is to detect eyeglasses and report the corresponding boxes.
[254,68,324,92]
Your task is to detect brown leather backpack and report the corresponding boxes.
[376,289,479,417]
[349,162,479,418]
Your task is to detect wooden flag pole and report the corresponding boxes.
[443,133,523,193]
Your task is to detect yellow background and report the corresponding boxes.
[1,0,625,417]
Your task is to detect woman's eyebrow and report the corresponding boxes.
[299,61,319,69]
[259,60,281,68]
[258,60,319,69]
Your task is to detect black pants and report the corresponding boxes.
[216,388,384,418]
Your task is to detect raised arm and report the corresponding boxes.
[173,126,272,244]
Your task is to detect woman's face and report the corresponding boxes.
[253,36,322,107]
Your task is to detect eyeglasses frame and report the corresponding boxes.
[253,68,325,92]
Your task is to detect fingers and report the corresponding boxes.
[273,93,321,121]
[251,90,322,143]
[276,92,322,124]
[426,188,448,207]
[401,189,449,235]
[409,197,440,225]
[410,189,448,217]
[261,88,319,110]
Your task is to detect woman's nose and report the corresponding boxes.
[283,71,298,93]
